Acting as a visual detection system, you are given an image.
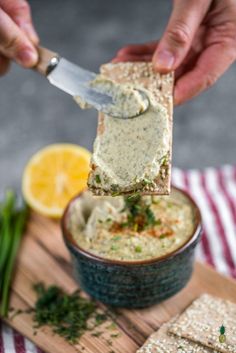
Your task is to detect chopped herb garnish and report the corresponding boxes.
[110,244,118,251]
[135,245,142,253]
[111,184,119,192]
[142,178,152,185]
[110,184,121,197]
[160,155,168,166]
[92,331,102,337]
[155,218,162,225]
[112,236,121,241]
[110,333,120,338]
[111,191,121,197]
[31,283,107,344]
[95,174,101,184]
[145,207,156,226]
[127,192,140,201]
[121,194,157,232]
[151,196,160,205]
[106,322,117,330]
[160,233,167,239]
[120,221,128,228]
[95,313,107,325]
[98,219,103,224]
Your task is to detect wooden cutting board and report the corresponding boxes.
[3,212,236,353]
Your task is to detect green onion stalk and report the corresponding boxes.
[0,190,28,317]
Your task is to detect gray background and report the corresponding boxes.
[0,0,235,192]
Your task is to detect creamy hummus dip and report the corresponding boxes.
[74,75,148,118]
[67,189,195,261]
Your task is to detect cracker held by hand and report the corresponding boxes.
[169,294,236,353]
[136,320,216,353]
[88,62,174,196]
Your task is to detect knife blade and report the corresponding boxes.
[35,47,149,119]
[36,47,114,112]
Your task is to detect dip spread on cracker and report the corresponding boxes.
[83,62,173,196]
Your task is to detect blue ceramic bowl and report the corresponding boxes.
[61,187,202,308]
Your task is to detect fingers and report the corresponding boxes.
[0,54,10,75]
[112,54,152,63]
[116,41,158,57]
[174,43,236,105]
[113,41,157,62]
[0,7,38,67]
[0,0,39,44]
[153,0,212,73]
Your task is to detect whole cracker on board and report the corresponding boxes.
[169,294,236,353]
[136,319,217,353]
[87,62,174,196]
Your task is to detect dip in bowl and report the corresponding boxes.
[62,187,202,308]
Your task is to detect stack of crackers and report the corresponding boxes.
[137,294,236,353]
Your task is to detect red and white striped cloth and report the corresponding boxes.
[1,165,236,353]
[172,165,236,278]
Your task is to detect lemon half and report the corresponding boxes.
[22,144,91,218]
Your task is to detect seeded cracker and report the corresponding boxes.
[169,294,236,353]
[136,319,217,353]
[88,62,174,196]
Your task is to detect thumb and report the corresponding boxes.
[153,0,211,73]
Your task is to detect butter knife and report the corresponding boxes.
[35,47,149,119]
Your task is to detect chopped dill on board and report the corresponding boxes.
[32,283,107,344]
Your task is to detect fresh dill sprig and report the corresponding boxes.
[121,194,157,231]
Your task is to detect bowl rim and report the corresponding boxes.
[61,186,202,266]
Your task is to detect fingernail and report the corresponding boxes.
[16,48,38,67]
[154,50,175,70]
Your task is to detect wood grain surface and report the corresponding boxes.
[3,212,236,353]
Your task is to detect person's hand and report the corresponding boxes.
[113,0,236,105]
[0,0,39,75]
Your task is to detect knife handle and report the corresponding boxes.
[35,47,59,76]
